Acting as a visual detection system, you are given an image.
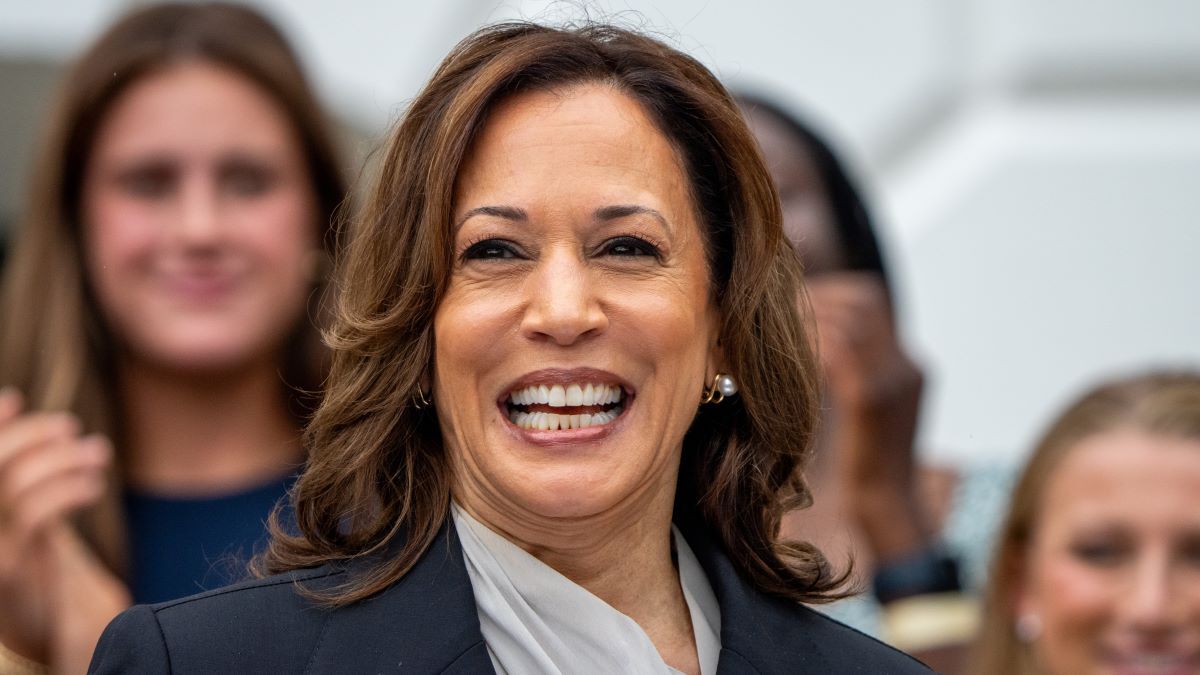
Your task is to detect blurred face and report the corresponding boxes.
[1017,429,1200,675]
[82,62,319,374]
[436,84,719,528]
[741,106,842,275]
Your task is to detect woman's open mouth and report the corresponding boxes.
[503,382,628,431]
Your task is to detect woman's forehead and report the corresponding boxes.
[452,84,693,230]
[1036,429,1200,531]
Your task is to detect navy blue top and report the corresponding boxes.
[124,472,296,604]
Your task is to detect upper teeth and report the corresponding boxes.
[508,383,622,407]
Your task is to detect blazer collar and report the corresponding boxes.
[306,516,844,675]
[304,521,495,674]
[677,518,840,675]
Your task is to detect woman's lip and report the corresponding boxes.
[497,367,634,403]
[1101,645,1200,673]
[500,394,633,447]
[160,272,241,302]
[496,368,635,446]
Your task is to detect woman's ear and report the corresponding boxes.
[1006,549,1040,640]
[421,332,435,397]
[705,307,726,382]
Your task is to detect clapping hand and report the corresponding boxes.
[806,273,928,563]
[0,389,130,673]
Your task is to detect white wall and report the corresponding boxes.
[2,0,1198,465]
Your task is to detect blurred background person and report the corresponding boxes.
[737,89,1200,672]
[736,92,932,578]
[737,94,981,671]
[0,2,345,672]
[972,370,1200,674]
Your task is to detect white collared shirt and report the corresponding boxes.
[453,504,721,675]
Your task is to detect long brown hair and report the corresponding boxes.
[0,1,346,574]
[972,370,1200,674]
[262,21,842,606]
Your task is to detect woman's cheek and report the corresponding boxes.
[1033,553,1115,672]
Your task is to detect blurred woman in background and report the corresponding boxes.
[0,3,345,671]
[973,371,1200,674]
[737,95,978,672]
[737,94,951,589]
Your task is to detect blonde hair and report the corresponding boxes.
[0,2,345,574]
[972,370,1200,674]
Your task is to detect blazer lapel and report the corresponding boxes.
[305,515,892,674]
[304,522,496,674]
[679,521,838,675]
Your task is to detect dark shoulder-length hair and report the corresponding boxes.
[261,21,844,606]
[734,92,890,291]
[0,1,346,573]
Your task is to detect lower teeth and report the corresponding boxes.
[510,406,622,430]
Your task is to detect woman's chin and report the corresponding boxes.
[126,345,273,377]
[486,468,652,535]
[460,401,674,526]
[500,467,630,520]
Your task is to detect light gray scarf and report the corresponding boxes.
[452,504,721,675]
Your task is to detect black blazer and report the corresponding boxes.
[89,519,931,674]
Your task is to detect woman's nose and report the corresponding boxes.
[1121,550,1183,632]
[519,250,608,346]
[173,176,223,246]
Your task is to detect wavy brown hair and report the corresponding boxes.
[0,1,346,574]
[972,370,1200,675]
[260,21,845,605]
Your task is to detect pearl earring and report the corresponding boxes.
[1015,613,1042,643]
[701,373,738,404]
[717,374,738,397]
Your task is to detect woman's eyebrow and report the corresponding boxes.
[454,204,670,232]
[455,205,527,231]
[594,204,670,231]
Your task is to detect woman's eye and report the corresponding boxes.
[119,167,174,199]
[222,163,276,197]
[601,236,660,258]
[463,239,520,260]
[1180,538,1200,567]
[1070,541,1127,567]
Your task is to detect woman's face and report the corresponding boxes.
[1017,429,1200,674]
[741,106,842,275]
[436,83,720,529]
[82,62,319,374]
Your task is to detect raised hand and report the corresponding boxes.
[806,273,928,563]
[0,388,128,672]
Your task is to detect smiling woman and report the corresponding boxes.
[89,21,931,675]
[439,85,718,535]
[973,371,1200,675]
[0,3,345,672]
[84,62,320,375]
